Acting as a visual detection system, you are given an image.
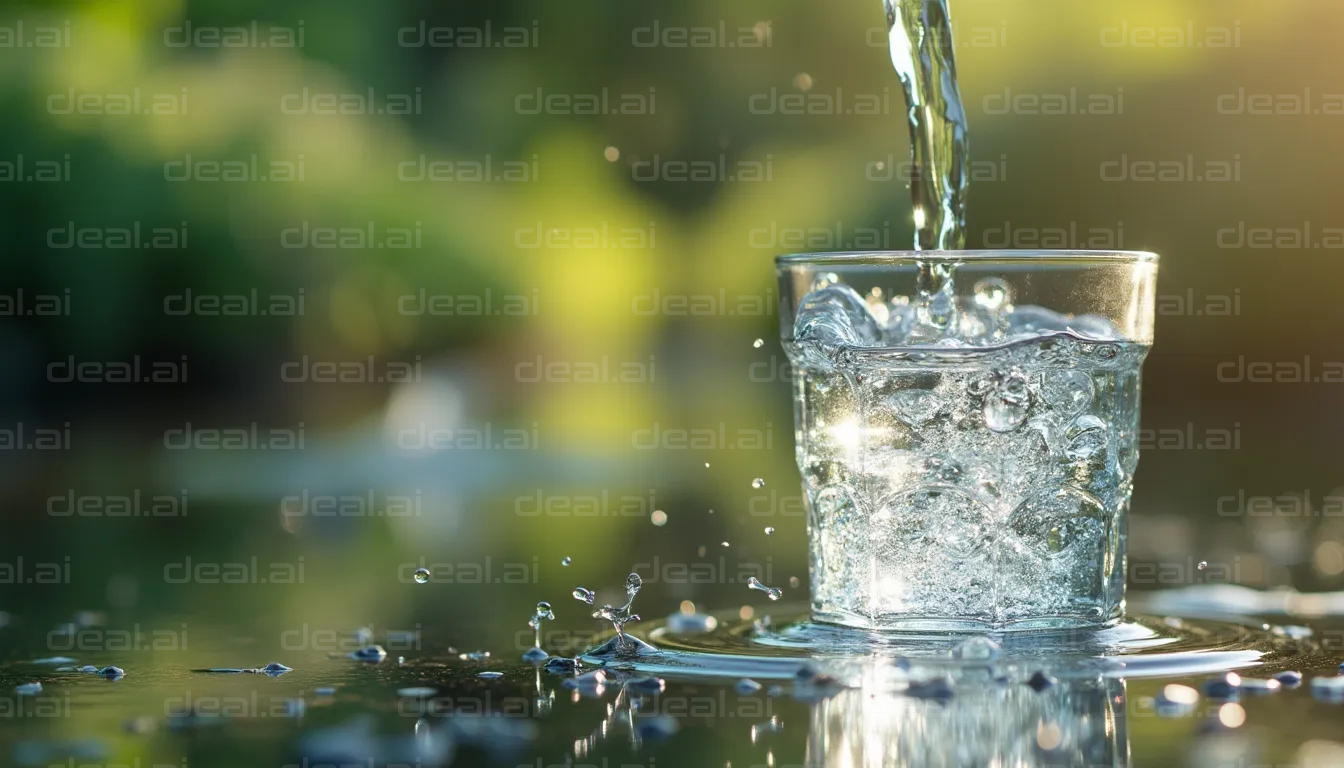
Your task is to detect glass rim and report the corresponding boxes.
[775,249,1159,266]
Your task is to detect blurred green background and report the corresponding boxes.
[0,0,1341,704]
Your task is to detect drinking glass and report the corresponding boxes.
[777,251,1158,631]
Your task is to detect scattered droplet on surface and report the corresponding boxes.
[1204,672,1241,699]
[1026,671,1056,692]
[628,676,666,693]
[349,646,387,663]
[413,568,430,584]
[950,636,1001,661]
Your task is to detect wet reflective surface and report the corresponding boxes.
[7,589,1344,767]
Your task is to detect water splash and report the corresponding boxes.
[748,577,783,601]
[524,601,554,662]
[593,573,643,645]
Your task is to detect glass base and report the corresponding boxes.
[812,604,1122,633]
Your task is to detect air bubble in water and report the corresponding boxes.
[752,478,765,489]
[573,587,596,604]
[972,278,1011,312]
[747,576,783,601]
[982,369,1031,433]
[413,568,430,584]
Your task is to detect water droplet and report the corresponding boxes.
[572,587,596,604]
[1198,560,1208,571]
[651,510,668,527]
[603,146,619,162]
[788,576,800,588]
[721,541,731,548]
[697,545,707,557]
[753,338,764,349]
[704,462,711,468]
[747,576,782,601]
[793,72,813,91]
[561,556,572,566]
[413,568,430,584]
[764,527,775,535]
[752,478,765,489]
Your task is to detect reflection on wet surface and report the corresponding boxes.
[5,587,1344,767]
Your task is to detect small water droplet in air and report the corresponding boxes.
[764,527,775,535]
[752,478,765,489]
[721,541,730,548]
[413,568,430,584]
[697,545,707,557]
[1198,561,1208,570]
[788,576,800,588]
[704,462,711,468]
[753,338,764,349]
[603,146,620,162]
[573,587,596,604]
[651,510,668,527]
[747,576,783,601]
[561,556,572,566]
[793,73,813,91]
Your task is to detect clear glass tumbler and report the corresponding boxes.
[777,251,1158,631]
